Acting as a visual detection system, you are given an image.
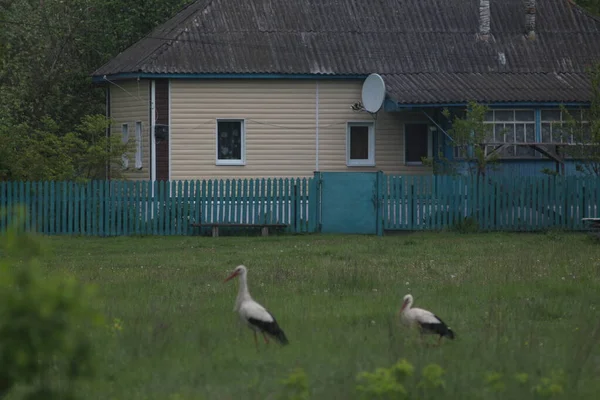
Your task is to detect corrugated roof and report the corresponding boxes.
[92,0,600,103]
[382,72,591,104]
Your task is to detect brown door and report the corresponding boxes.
[155,79,169,181]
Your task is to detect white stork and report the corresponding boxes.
[398,294,455,345]
[224,265,289,348]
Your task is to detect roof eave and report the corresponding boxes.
[91,72,370,83]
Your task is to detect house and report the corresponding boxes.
[92,0,600,181]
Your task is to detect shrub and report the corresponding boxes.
[354,359,567,399]
[451,215,480,233]
[279,368,309,400]
[0,206,104,399]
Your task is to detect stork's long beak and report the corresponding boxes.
[224,271,239,283]
[399,300,408,312]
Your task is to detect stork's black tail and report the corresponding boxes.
[421,315,456,340]
[434,315,455,340]
[248,317,290,345]
[273,327,289,345]
[266,320,289,345]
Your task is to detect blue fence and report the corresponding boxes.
[1,174,599,236]
[0,178,318,236]
[382,175,600,231]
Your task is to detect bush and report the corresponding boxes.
[351,359,567,399]
[0,206,104,399]
[279,368,309,400]
[451,215,480,233]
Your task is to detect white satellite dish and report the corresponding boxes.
[361,73,386,113]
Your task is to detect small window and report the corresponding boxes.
[216,119,245,165]
[135,121,143,170]
[405,123,432,165]
[121,123,129,169]
[346,122,375,166]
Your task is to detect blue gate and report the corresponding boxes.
[318,172,383,235]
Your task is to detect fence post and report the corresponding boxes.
[582,181,586,219]
[293,182,299,233]
[376,170,384,236]
[410,182,415,229]
[311,171,322,233]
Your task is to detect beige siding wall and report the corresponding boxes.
[170,79,433,180]
[318,81,432,175]
[109,80,151,180]
[170,80,316,180]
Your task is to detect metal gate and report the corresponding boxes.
[318,172,382,235]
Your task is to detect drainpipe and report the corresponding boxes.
[478,0,491,41]
[105,86,111,180]
[150,80,156,181]
[315,81,320,172]
[525,0,536,40]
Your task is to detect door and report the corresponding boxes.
[319,172,380,234]
[154,79,169,181]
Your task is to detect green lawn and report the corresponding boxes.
[24,232,600,398]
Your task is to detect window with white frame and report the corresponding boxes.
[216,119,245,165]
[405,123,432,165]
[452,108,591,160]
[541,109,589,145]
[346,122,375,166]
[484,109,537,158]
[121,123,129,169]
[135,121,143,169]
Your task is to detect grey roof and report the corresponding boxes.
[92,0,600,104]
[383,72,592,104]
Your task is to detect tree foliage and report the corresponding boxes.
[576,0,600,16]
[561,64,600,176]
[0,115,134,181]
[423,101,499,178]
[0,0,189,181]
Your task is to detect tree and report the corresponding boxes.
[423,101,499,178]
[0,115,134,182]
[0,0,188,181]
[0,0,190,132]
[576,0,600,16]
[560,64,600,176]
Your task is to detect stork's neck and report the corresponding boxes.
[235,272,252,309]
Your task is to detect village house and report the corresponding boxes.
[92,0,600,181]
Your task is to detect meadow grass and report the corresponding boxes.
[18,232,600,399]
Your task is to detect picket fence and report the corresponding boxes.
[1,175,599,236]
[382,175,600,231]
[0,178,318,236]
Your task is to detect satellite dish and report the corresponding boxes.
[361,73,386,113]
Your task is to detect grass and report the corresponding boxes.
[14,232,600,399]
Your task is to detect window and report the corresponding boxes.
[216,119,245,165]
[405,123,432,165]
[541,109,589,145]
[483,109,537,158]
[451,108,591,160]
[346,122,375,166]
[452,109,537,159]
[135,121,143,170]
[121,123,129,169]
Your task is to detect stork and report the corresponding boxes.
[224,265,289,349]
[398,294,455,345]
